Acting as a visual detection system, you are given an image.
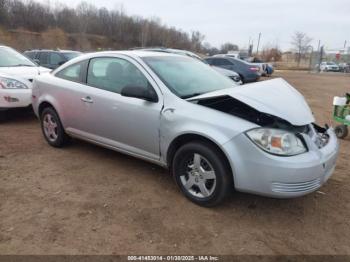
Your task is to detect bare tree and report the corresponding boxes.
[220,42,239,54]
[291,31,312,67]
[0,0,214,52]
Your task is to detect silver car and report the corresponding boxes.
[32,51,339,206]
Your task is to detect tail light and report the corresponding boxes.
[250,67,260,72]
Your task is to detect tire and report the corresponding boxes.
[172,141,233,207]
[40,107,70,147]
[335,125,348,139]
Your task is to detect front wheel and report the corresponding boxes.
[40,107,70,147]
[172,142,233,207]
[335,125,348,139]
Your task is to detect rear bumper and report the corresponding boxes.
[0,89,32,109]
[223,128,339,198]
[244,75,260,83]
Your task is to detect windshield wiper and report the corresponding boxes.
[181,93,203,99]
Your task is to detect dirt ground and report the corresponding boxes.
[0,71,349,255]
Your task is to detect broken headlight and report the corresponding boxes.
[0,77,28,89]
[246,128,307,156]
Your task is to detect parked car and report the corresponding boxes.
[338,62,350,73]
[0,45,51,114]
[249,57,274,77]
[205,56,261,83]
[138,48,242,85]
[319,61,339,72]
[23,49,82,70]
[32,51,339,206]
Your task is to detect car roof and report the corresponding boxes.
[84,50,181,58]
[207,55,248,64]
[24,49,80,53]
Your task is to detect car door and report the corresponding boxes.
[53,60,91,132]
[77,56,163,160]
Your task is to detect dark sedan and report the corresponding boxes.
[205,57,261,83]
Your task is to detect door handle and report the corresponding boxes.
[81,96,93,103]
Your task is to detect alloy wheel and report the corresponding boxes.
[180,153,217,198]
[43,113,58,142]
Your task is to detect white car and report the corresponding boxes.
[0,46,51,112]
[319,62,339,72]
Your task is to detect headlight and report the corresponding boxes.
[246,128,307,156]
[0,77,29,89]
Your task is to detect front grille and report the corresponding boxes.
[271,178,322,193]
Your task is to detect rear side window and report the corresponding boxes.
[56,62,84,82]
[214,59,232,66]
[24,51,36,60]
[38,52,49,65]
[50,53,65,66]
[205,58,214,65]
[87,57,149,94]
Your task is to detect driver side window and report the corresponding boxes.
[87,57,150,94]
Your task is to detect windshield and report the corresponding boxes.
[143,56,236,98]
[0,47,36,67]
[63,52,81,60]
[327,62,336,65]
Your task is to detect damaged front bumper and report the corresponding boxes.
[223,126,339,198]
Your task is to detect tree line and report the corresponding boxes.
[0,0,231,54]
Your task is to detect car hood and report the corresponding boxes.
[187,78,315,126]
[0,66,51,80]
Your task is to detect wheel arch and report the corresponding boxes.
[166,133,235,184]
[38,101,56,117]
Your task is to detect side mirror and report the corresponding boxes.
[33,59,40,65]
[121,85,158,103]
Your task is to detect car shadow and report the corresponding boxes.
[68,138,328,216]
[0,107,37,124]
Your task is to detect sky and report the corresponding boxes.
[39,0,350,51]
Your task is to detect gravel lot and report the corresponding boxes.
[0,71,349,255]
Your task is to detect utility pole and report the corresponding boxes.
[317,40,321,52]
[344,40,347,49]
[256,33,261,55]
[318,45,324,73]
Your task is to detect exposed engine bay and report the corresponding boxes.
[194,95,330,148]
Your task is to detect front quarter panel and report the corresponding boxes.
[32,74,65,120]
[160,96,258,165]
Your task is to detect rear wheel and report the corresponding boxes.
[172,142,233,207]
[40,107,70,147]
[335,125,348,139]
